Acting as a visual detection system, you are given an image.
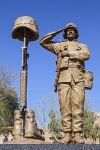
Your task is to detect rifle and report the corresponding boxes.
[20,30,29,111]
[19,29,30,137]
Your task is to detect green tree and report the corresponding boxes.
[0,66,18,134]
[92,125,100,143]
[48,108,62,142]
[83,108,94,139]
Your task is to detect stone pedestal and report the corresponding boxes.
[3,144,100,150]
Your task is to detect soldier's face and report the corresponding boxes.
[66,28,76,41]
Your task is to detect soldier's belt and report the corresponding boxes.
[60,67,68,71]
[60,64,79,70]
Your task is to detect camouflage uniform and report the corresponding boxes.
[40,23,90,142]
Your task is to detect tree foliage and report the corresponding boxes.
[0,66,18,134]
[92,126,100,143]
[83,108,94,138]
[48,108,62,142]
[83,108,100,143]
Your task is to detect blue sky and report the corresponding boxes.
[0,0,100,119]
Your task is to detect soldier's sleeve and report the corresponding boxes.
[69,43,90,61]
[40,33,61,55]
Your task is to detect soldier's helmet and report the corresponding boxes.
[63,23,79,39]
[12,16,39,41]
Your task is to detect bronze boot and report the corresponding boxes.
[74,133,84,144]
[13,110,22,139]
[59,133,72,144]
[25,109,37,138]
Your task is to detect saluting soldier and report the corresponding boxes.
[40,23,90,144]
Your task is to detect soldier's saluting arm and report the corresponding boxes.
[40,29,63,55]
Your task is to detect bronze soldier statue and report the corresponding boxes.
[40,23,91,144]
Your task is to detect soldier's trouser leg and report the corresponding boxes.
[71,81,85,133]
[58,83,72,133]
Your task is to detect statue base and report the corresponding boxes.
[5,137,50,144]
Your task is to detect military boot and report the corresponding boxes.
[13,110,22,139]
[25,109,37,138]
[59,133,72,144]
[74,132,84,144]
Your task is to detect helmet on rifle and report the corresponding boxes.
[12,16,39,41]
[63,23,79,39]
